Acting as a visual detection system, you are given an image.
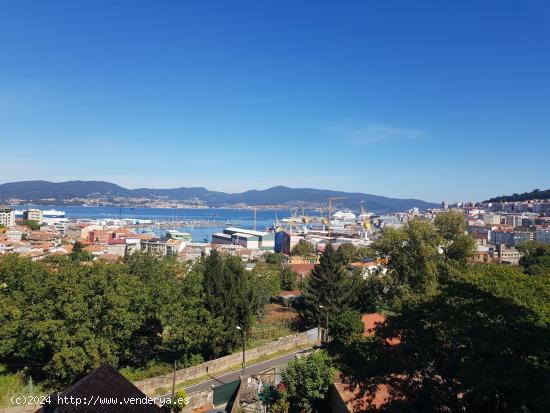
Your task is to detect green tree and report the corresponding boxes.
[291,240,314,257]
[301,244,361,327]
[271,398,290,413]
[446,234,476,262]
[249,263,282,314]
[335,243,362,264]
[265,252,287,265]
[21,220,40,230]
[372,219,441,302]
[202,251,253,356]
[517,241,550,275]
[434,210,466,245]
[281,350,335,412]
[341,264,550,412]
[434,211,476,262]
[0,253,220,388]
[280,267,297,291]
[69,241,93,262]
[171,389,188,412]
[330,308,364,345]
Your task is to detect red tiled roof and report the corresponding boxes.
[290,263,315,275]
[362,313,400,346]
[334,381,391,411]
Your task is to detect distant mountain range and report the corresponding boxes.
[0,180,439,211]
[484,188,550,203]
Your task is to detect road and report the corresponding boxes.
[159,347,313,398]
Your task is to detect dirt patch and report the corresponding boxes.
[263,303,299,323]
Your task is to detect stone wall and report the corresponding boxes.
[134,328,320,395]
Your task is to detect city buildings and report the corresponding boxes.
[0,206,16,228]
[23,208,43,224]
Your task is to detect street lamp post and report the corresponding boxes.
[236,326,246,376]
[319,305,329,343]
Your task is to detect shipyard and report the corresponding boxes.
[2,196,549,267]
[1,2,549,412]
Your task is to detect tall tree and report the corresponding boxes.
[280,267,297,291]
[372,219,441,301]
[202,251,252,356]
[301,244,361,327]
[341,264,550,412]
[434,211,475,261]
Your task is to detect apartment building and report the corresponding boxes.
[0,206,16,228]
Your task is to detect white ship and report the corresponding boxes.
[42,209,66,218]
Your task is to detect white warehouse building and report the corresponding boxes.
[212,227,275,251]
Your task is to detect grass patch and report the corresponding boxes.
[0,366,49,408]
[120,362,174,382]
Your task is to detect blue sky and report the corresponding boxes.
[1,0,549,202]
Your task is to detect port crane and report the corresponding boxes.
[288,207,300,232]
[301,206,310,234]
[360,205,371,240]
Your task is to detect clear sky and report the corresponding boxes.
[1,0,549,202]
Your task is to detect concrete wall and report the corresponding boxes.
[181,389,213,413]
[134,328,320,395]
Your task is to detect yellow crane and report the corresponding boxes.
[301,207,311,234]
[319,207,329,227]
[301,207,310,224]
[360,205,371,239]
[327,196,347,238]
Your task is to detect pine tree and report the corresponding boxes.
[301,244,359,327]
[202,251,252,356]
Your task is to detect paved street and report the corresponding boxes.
[160,347,313,398]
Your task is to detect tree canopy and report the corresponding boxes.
[291,240,314,257]
[340,263,550,412]
[301,244,362,328]
[281,350,335,412]
[518,241,550,275]
[0,251,265,388]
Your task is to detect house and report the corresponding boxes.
[84,244,107,256]
[179,243,211,261]
[348,260,388,278]
[5,229,23,242]
[141,239,168,255]
[166,239,184,255]
[124,238,142,254]
[28,231,60,247]
[289,263,315,282]
[107,238,127,257]
[36,365,164,413]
